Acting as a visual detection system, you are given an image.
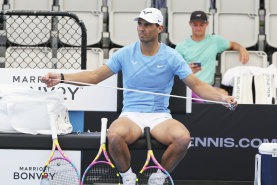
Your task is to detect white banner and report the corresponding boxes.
[0,149,81,185]
[0,68,117,111]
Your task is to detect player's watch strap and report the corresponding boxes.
[60,73,64,83]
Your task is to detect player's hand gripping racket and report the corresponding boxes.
[40,114,80,185]
[137,127,174,185]
[81,118,121,185]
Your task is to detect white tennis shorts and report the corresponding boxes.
[119,112,172,133]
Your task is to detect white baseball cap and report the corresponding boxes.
[133,8,163,25]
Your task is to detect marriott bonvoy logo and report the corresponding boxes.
[14,166,55,180]
[12,75,81,101]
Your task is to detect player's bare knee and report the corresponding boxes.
[108,132,124,149]
[173,134,191,151]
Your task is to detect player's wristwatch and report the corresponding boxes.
[60,73,64,83]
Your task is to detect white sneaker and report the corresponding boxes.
[122,173,137,185]
[147,171,166,185]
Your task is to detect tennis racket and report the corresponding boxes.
[137,127,174,185]
[40,114,80,185]
[81,118,121,185]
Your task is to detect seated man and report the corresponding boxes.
[176,10,249,102]
[41,8,237,185]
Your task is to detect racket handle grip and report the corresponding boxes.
[49,114,58,140]
[100,118,108,144]
[144,127,152,150]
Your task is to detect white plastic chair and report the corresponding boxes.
[108,0,151,46]
[214,0,260,48]
[86,48,104,70]
[7,0,52,45]
[265,0,277,48]
[6,14,51,45]
[6,47,52,69]
[60,0,103,46]
[9,0,52,10]
[272,51,277,66]
[220,51,268,77]
[57,47,103,70]
[108,48,120,58]
[167,0,212,45]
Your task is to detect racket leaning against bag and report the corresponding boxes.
[40,113,80,185]
[81,118,121,185]
[137,127,174,185]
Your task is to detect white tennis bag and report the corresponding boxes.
[0,84,72,135]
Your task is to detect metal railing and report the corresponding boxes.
[0,11,87,69]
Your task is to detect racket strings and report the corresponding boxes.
[83,163,120,184]
[47,158,79,185]
[138,168,172,185]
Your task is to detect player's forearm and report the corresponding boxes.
[63,70,99,85]
[229,41,244,52]
[183,75,228,103]
[193,81,227,103]
[229,41,249,63]
[63,65,114,85]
